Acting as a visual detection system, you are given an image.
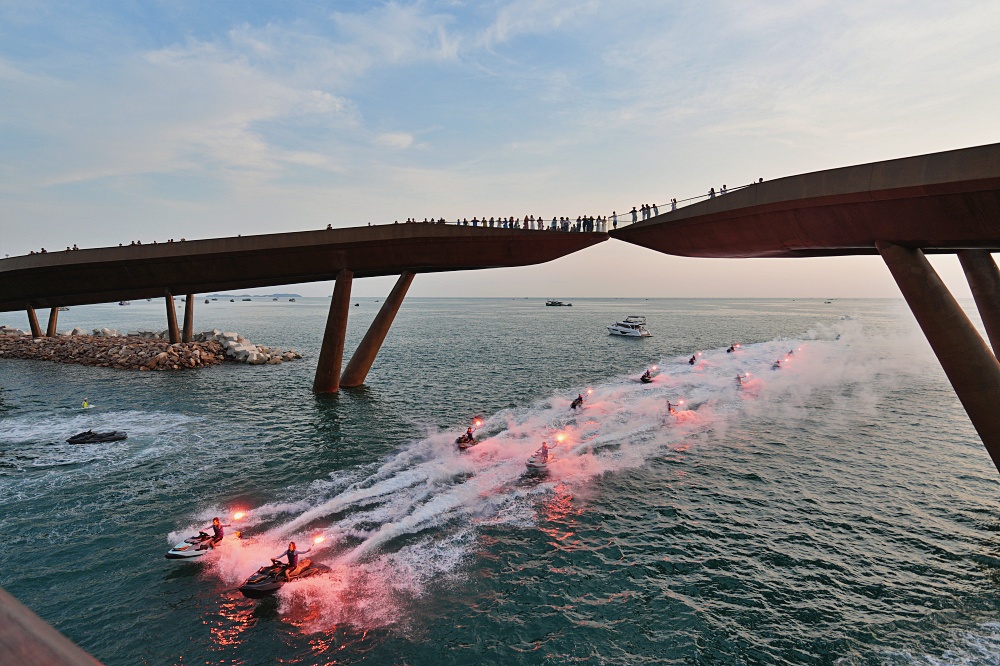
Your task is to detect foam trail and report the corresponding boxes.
[208,319,914,630]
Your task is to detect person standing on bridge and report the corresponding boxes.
[652,204,658,216]
[631,207,637,223]
[612,211,617,229]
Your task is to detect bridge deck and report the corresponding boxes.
[0,224,607,311]
[611,142,1000,258]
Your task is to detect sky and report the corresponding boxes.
[1,0,998,298]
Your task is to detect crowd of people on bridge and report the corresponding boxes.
[393,215,611,232]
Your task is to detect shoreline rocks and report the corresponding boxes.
[0,327,303,371]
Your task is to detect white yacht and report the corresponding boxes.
[608,315,651,337]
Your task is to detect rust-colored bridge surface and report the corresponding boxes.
[611,142,1000,258]
[0,224,606,312]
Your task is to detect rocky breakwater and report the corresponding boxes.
[0,326,302,371]
[199,330,303,365]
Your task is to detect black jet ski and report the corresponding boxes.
[455,433,478,450]
[570,396,584,410]
[238,559,331,598]
[640,373,653,384]
[66,430,127,444]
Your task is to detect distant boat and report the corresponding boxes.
[230,299,235,302]
[242,298,252,302]
[546,300,572,307]
[211,298,217,301]
[204,299,209,304]
[58,307,70,311]
[289,298,296,302]
[118,301,130,306]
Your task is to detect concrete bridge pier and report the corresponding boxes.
[877,241,1000,473]
[164,294,180,344]
[313,269,354,394]
[182,294,194,343]
[26,306,41,338]
[957,250,1000,358]
[45,308,58,337]
[341,271,414,388]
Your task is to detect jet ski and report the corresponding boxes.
[570,396,584,410]
[66,430,127,444]
[455,433,478,450]
[163,530,236,559]
[525,446,551,471]
[238,559,331,598]
[640,373,653,384]
[771,361,782,370]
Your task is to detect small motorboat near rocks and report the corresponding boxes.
[66,430,127,444]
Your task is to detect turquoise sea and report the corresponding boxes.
[2,297,1000,665]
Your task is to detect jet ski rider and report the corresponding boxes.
[641,369,651,381]
[205,517,230,547]
[274,541,312,582]
[539,442,549,461]
[465,427,474,442]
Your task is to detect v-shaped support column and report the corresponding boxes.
[313,269,354,393]
[958,250,1000,358]
[878,242,1000,473]
[341,272,414,387]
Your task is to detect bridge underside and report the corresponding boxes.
[0,225,606,311]
[612,142,1000,474]
[0,224,607,393]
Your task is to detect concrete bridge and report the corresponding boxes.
[0,223,607,393]
[612,142,1000,473]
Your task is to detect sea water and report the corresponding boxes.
[2,297,1000,665]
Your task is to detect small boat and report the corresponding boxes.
[288,298,296,302]
[230,299,235,302]
[242,298,252,302]
[58,306,70,311]
[204,299,209,304]
[211,298,218,301]
[66,430,128,444]
[608,316,651,337]
[118,301,130,306]
[546,300,572,307]
[272,298,278,301]
[238,559,330,598]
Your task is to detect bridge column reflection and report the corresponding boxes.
[26,306,41,338]
[958,250,1000,358]
[341,271,414,388]
[313,269,354,393]
[877,241,1000,473]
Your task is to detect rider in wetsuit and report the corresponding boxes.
[689,355,696,365]
[273,541,312,582]
[642,369,651,381]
